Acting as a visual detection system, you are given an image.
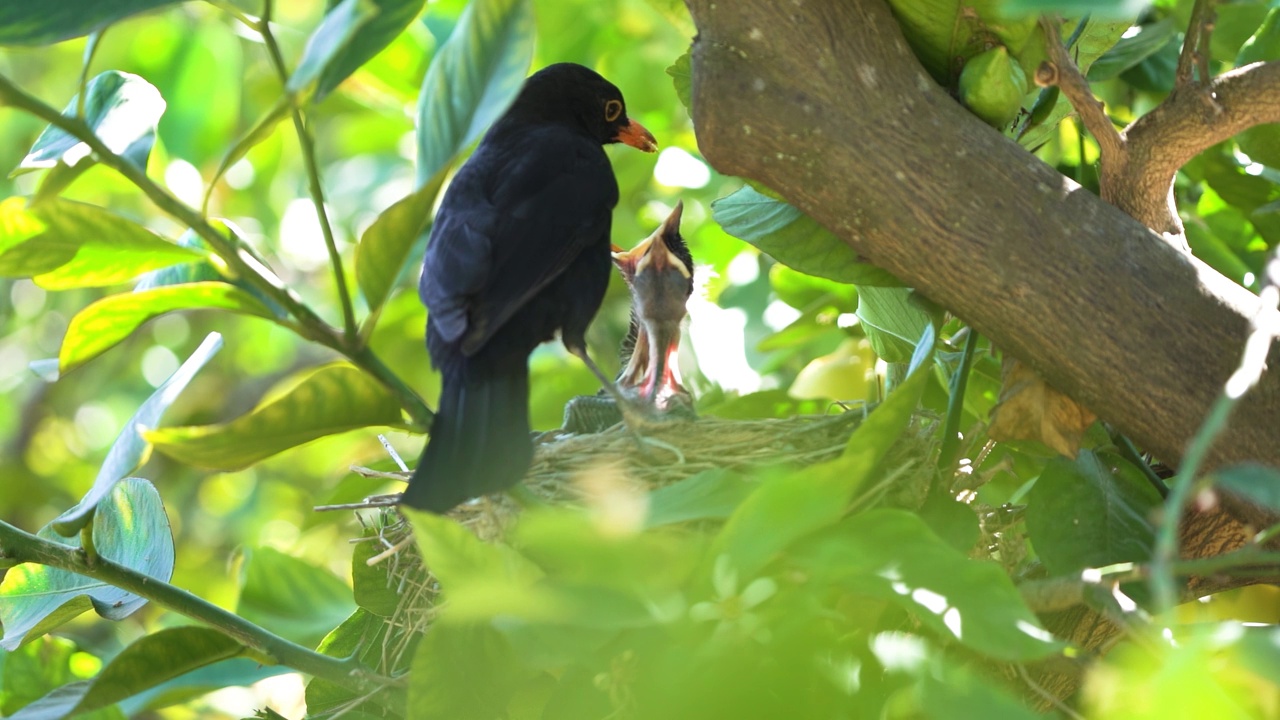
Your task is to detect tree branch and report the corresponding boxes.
[1176,0,1218,89]
[260,0,359,342]
[683,0,1280,475]
[1121,59,1280,231]
[0,72,433,428]
[1037,16,1124,167]
[0,519,396,696]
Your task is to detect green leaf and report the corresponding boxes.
[1213,463,1280,513]
[856,286,935,364]
[415,0,535,184]
[352,533,402,617]
[204,100,290,208]
[798,510,1062,661]
[1000,0,1146,19]
[645,469,756,528]
[514,510,699,595]
[236,548,355,648]
[0,0,187,46]
[698,389,830,420]
[907,320,937,376]
[1212,2,1273,63]
[16,71,164,175]
[711,367,929,578]
[355,170,445,315]
[0,197,46,256]
[1025,450,1161,576]
[402,508,542,592]
[52,333,223,535]
[307,610,406,717]
[711,185,902,286]
[0,636,78,716]
[146,363,407,471]
[667,49,691,113]
[1088,19,1178,81]
[62,628,242,717]
[0,478,175,650]
[60,283,277,375]
[287,0,380,99]
[133,222,287,316]
[0,199,203,289]
[1018,17,1132,150]
[918,659,1042,720]
[883,0,1039,85]
[1236,624,1280,684]
[118,659,287,716]
[409,623,524,720]
[4,681,126,720]
[769,263,859,313]
[917,491,980,553]
[315,0,429,102]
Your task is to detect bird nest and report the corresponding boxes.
[329,408,938,688]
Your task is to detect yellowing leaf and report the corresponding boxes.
[988,357,1096,457]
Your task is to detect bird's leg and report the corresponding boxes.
[566,345,654,444]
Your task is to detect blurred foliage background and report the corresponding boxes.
[1,0,1279,717]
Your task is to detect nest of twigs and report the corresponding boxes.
[327,408,939,687]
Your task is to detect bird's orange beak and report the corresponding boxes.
[617,119,657,152]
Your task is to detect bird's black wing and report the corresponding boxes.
[421,126,618,356]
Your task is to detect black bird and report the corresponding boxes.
[612,201,695,410]
[401,63,657,512]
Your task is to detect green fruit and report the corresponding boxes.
[1235,8,1280,167]
[958,46,1029,129]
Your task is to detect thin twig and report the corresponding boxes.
[1036,16,1125,163]
[259,0,358,341]
[1176,0,1218,89]
[1017,664,1087,720]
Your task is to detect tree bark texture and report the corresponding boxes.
[684,0,1280,474]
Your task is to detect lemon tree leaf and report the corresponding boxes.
[415,0,534,184]
[0,479,175,650]
[146,363,407,470]
[59,283,276,374]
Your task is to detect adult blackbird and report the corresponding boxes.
[612,201,694,409]
[401,63,657,512]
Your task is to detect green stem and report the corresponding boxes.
[0,520,394,694]
[937,328,979,475]
[1151,393,1237,615]
[0,72,433,427]
[1110,428,1169,499]
[205,0,260,28]
[259,0,359,342]
[77,31,105,120]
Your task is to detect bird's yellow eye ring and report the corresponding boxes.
[604,99,623,123]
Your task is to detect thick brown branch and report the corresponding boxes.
[1119,60,1280,231]
[685,0,1280,473]
[1038,17,1125,167]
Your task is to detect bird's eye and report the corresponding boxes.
[604,99,623,122]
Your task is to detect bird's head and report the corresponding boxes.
[612,201,691,289]
[511,63,657,152]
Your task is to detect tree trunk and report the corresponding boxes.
[683,0,1280,702]
[683,0,1280,474]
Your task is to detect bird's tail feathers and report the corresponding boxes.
[400,360,532,512]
